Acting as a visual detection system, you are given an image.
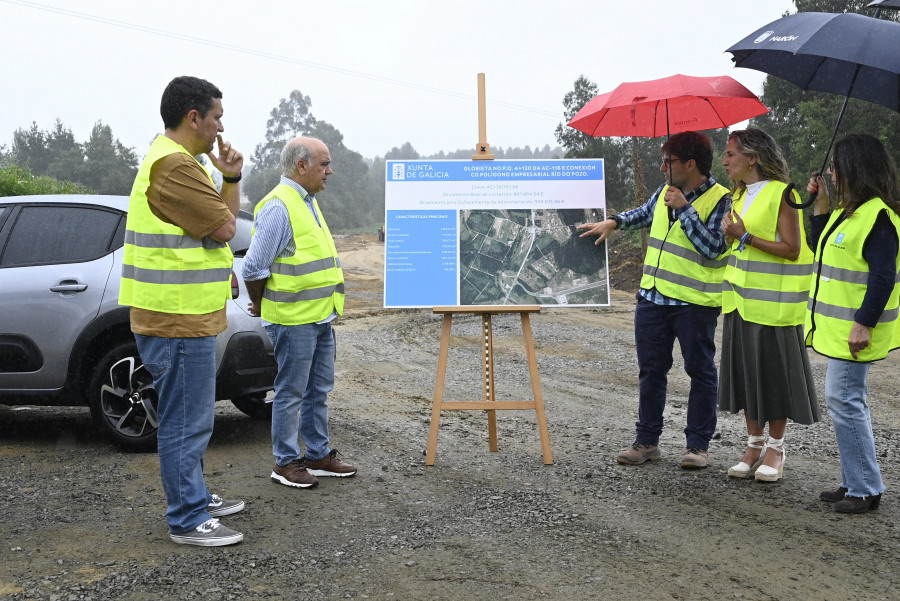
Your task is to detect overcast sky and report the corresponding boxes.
[0,0,796,162]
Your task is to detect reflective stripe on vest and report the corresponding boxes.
[805,198,900,361]
[119,135,232,314]
[264,282,347,304]
[121,264,232,285]
[807,297,900,324]
[256,184,345,325]
[722,182,813,326]
[270,256,343,276]
[124,230,227,251]
[639,183,730,306]
[814,261,900,286]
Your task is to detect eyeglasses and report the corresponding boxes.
[661,157,682,167]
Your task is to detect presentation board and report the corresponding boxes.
[384,159,607,308]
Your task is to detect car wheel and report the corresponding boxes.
[88,341,159,452]
[231,393,272,420]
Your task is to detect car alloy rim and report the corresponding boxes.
[99,356,159,439]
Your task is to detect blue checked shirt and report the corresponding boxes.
[241,176,336,324]
[616,177,732,306]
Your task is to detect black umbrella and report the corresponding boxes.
[868,0,900,10]
[726,4,900,207]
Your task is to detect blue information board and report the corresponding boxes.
[384,159,607,308]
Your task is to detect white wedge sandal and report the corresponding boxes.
[727,434,767,479]
[755,437,785,482]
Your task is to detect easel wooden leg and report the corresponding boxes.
[483,314,498,452]
[427,306,552,466]
[521,313,553,465]
[425,313,453,466]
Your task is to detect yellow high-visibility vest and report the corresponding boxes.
[255,184,344,325]
[640,183,730,306]
[805,198,900,361]
[120,135,232,314]
[722,182,813,326]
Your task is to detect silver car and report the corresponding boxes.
[0,195,276,451]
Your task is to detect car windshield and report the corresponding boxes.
[231,210,254,256]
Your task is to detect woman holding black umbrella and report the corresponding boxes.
[718,129,819,483]
[806,134,900,514]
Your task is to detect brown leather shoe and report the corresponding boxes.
[271,460,319,488]
[303,450,357,477]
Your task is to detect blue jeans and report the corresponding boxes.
[266,322,335,465]
[825,358,885,498]
[633,297,720,450]
[135,334,215,534]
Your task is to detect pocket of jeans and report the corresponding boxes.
[142,359,170,380]
[263,324,278,346]
[140,346,171,380]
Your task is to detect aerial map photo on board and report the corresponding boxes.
[459,208,609,306]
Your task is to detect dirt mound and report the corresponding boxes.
[606,232,644,293]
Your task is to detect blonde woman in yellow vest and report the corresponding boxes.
[806,134,900,514]
[718,129,819,484]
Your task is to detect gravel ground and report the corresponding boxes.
[2,234,899,601]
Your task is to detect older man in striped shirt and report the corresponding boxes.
[242,137,357,490]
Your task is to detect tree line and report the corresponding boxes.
[0,91,561,232]
[241,90,561,231]
[0,120,136,197]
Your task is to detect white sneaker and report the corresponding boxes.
[170,518,243,547]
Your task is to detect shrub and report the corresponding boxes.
[0,162,91,196]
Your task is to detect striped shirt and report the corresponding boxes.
[241,176,336,324]
[617,177,731,306]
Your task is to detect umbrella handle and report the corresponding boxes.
[783,65,856,212]
[665,142,676,223]
[783,183,817,210]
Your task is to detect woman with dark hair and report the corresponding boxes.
[719,129,818,482]
[806,133,900,513]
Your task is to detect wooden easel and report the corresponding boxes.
[424,305,553,466]
[424,75,553,466]
[423,75,553,465]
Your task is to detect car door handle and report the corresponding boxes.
[50,282,88,293]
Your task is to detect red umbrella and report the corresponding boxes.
[567,74,768,138]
